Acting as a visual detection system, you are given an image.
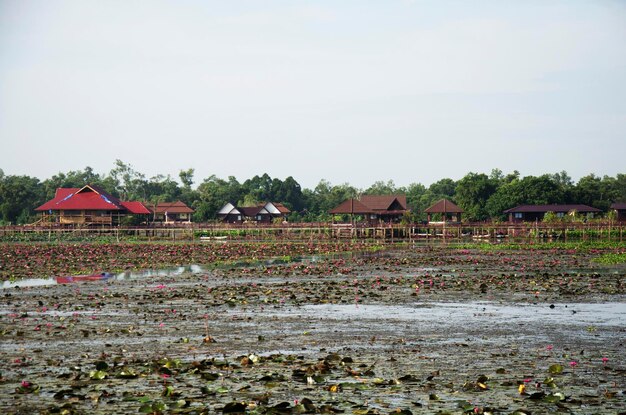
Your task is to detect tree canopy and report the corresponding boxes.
[0,161,624,224]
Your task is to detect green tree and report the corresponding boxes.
[194,175,243,221]
[574,174,619,211]
[455,172,497,221]
[364,180,397,195]
[0,174,42,224]
[108,160,148,200]
[179,168,195,189]
[429,178,456,197]
[486,175,565,220]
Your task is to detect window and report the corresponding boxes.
[514,212,523,219]
[556,212,564,218]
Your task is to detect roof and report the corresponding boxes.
[424,199,463,214]
[330,195,409,215]
[503,204,602,214]
[272,202,291,214]
[239,206,261,217]
[121,201,151,215]
[150,201,194,214]
[329,199,372,214]
[217,202,290,217]
[360,195,407,211]
[611,203,626,210]
[36,185,125,211]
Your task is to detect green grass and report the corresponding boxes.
[593,252,626,265]
[455,240,626,251]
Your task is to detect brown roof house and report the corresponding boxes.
[424,199,463,223]
[610,203,626,222]
[329,195,408,223]
[217,202,291,224]
[503,204,601,223]
[149,201,194,223]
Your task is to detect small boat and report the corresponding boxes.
[56,272,114,284]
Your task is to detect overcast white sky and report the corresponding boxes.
[1,0,625,189]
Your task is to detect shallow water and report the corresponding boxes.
[289,301,626,327]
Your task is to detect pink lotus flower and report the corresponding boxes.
[546,345,553,351]
[602,357,609,365]
[569,361,578,368]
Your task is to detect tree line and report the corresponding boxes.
[0,160,624,225]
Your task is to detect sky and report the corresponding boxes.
[1,0,625,190]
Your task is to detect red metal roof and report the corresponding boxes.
[424,199,463,213]
[120,201,151,215]
[611,203,626,210]
[36,185,125,211]
[503,204,601,214]
[36,185,150,215]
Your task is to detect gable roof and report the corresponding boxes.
[503,204,601,214]
[330,195,409,215]
[36,185,126,211]
[329,199,372,214]
[217,202,290,217]
[149,201,194,214]
[267,202,291,214]
[611,202,626,210]
[218,202,240,215]
[360,195,407,211]
[424,199,463,214]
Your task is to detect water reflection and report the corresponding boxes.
[0,250,390,289]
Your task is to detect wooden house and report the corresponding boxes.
[330,195,408,224]
[35,184,150,225]
[610,203,626,222]
[424,199,463,223]
[217,202,291,224]
[503,204,601,223]
[148,201,194,223]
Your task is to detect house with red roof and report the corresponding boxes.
[148,201,195,223]
[329,195,408,224]
[36,184,150,225]
[217,202,291,224]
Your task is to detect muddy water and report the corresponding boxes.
[1,246,625,414]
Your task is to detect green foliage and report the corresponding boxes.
[0,164,625,224]
[455,172,497,221]
[542,211,559,223]
[594,252,626,264]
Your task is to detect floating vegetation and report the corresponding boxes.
[0,244,624,414]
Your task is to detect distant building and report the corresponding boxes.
[329,195,408,223]
[36,184,150,225]
[148,201,194,223]
[424,199,463,223]
[217,202,291,224]
[610,203,626,222]
[503,204,601,222]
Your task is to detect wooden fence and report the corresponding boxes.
[1,221,625,243]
